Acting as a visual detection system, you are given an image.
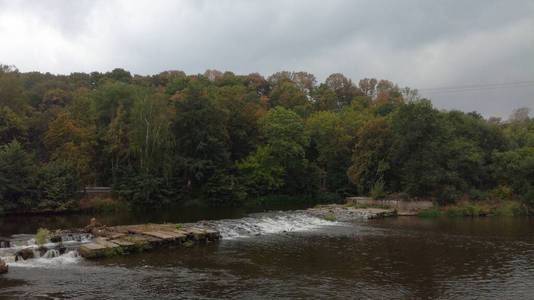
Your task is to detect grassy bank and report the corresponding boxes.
[78,196,131,213]
[417,201,528,218]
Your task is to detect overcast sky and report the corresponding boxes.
[0,0,532,118]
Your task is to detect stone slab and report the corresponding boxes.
[109,239,135,247]
[140,231,182,241]
[94,237,120,248]
[78,222,221,259]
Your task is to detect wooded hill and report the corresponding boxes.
[0,65,532,212]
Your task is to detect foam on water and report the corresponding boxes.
[6,250,81,268]
[0,211,336,267]
[213,211,337,239]
[0,232,92,268]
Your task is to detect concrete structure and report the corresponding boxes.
[346,197,434,216]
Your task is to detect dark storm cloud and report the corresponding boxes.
[0,0,532,117]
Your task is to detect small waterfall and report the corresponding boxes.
[33,249,41,258]
[0,232,90,267]
[61,233,93,243]
[0,240,10,248]
[42,249,61,259]
[7,250,81,268]
[211,211,336,239]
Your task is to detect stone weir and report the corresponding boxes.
[75,205,395,259]
[0,205,397,266]
[79,223,220,259]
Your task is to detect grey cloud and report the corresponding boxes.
[0,0,532,117]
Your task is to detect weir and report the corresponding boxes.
[0,204,396,268]
[79,223,220,259]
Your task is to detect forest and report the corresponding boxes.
[0,65,533,213]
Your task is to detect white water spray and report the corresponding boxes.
[212,211,337,239]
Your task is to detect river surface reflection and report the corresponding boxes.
[0,207,533,299]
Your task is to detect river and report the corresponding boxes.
[0,205,533,299]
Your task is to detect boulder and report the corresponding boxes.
[50,235,62,243]
[85,218,108,237]
[0,258,7,274]
[58,243,67,255]
[15,248,35,261]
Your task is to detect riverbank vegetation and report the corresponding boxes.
[0,65,532,214]
[418,200,526,218]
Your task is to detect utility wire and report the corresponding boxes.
[418,80,534,94]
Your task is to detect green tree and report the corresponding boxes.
[325,73,361,107]
[0,141,36,211]
[44,111,94,183]
[37,160,81,208]
[237,145,285,195]
[492,147,534,210]
[347,118,393,194]
[240,107,316,194]
[306,111,352,191]
[269,81,311,115]
[389,100,448,198]
[172,81,230,193]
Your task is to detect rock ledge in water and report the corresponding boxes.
[0,258,8,274]
[15,248,35,261]
[78,224,220,259]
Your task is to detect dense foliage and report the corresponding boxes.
[0,65,532,211]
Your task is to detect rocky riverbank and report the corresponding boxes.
[306,204,397,221]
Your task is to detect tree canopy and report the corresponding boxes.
[0,65,532,211]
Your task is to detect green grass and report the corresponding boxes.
[417,207,443,218]
[444,202,487,217]
[417,200,527,218]
[80,196,130,213]
[492,201,525,217]
[323,214,337,222]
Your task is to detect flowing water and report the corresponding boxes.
[0,206,533,299]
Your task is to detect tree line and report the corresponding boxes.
[0,65,532,212]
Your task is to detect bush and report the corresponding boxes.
[318,192,343,203]
[437,186,461,205]
[204,171,247,206]
[417,207,443,218]
[520,188,534,214]
[115,172,174,206]
[323,214,336,221]
[370,179,386,200]
[35,228,50,246]
[79,196,128,212]
[444,202,488,217]
[469,189,488,201]
[489,185,513,201]
[493,201,524,217]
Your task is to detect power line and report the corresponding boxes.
[418,80,534,94]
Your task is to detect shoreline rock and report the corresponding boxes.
[0,258,8,274]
